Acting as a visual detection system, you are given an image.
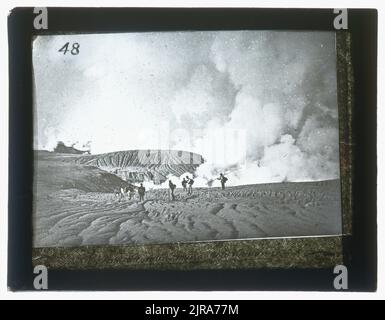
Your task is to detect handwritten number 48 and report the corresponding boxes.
[59,42,80,55]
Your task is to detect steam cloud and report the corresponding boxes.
[33,31,339,186]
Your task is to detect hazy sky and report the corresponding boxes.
[33,31,340,183]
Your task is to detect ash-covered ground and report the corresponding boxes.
[33,151,342,247]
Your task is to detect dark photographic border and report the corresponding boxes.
[8,7,377,291]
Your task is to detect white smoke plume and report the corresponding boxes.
[169,32,339,186]
[33,31,339,186]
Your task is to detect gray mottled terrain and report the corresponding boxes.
[33,151,342,247]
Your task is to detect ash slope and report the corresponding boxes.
[33,151,342,247]
[60,149,204,184]
[34,151,131,193]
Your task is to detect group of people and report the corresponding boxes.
[168,173,228,201]
[115,183,146,201]
[168,175,195,200]
[181,176,195,195]
[115,173,228,202]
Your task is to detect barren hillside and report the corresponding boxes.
[59,149,204,184]
[33,151,342,247]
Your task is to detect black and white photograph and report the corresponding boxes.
[5,2,380,296]
[32,30,343,248]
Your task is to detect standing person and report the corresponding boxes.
[181,177,187,192]
[138,183,146,202]
[186,176,194,195]
[113,188,120,200]
[119,185,127,200]
[218,173,228,190]
[169,180,176,201]
[128,185,135,200]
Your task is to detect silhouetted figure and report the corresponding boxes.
[218,173,228,190]
[181,178,187,192]
[169,180,176,201]
[138,183,146,202]
[186,176,194,195]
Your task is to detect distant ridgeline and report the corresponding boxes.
[53,141,90,155]
[63,149,204,185]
